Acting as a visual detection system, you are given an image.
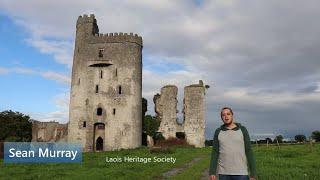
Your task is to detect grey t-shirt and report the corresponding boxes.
[217,129,248,175]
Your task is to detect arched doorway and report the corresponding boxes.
[94,123,105,151]
[96,137,103,151]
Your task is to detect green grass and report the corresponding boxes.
[0,146,207,180]
[1,144,320,179]
[171,143,320,180]
[254,143,320,179]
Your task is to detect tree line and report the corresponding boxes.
[1,110,320,144]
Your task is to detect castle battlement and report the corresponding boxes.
[90,32,143,46]
[77,14,96,24]
[77,14,142,46]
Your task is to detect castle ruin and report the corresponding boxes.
[32,121,68,142]
[32,14,207,151]
[154,81,206,147]
[67,14,143,151]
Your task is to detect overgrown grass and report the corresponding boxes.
[1,144,319,179]
[0,146,207,180]
[171,143,320,180]
[254,143,320,179]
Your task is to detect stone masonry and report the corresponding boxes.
[154,80,206,147]
[68,14,143,151]
[32,121,68,142]
[32,14,207,151]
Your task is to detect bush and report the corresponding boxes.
[0,110,32,142]
[153,132,165,142]
[311,131,320,142]
[5,136,20,142]
[155,137,194,148]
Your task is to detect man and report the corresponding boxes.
[209,107,256,180]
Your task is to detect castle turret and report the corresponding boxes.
[183,80,206,147]
[76,14,99,38]
[68,14,143,151]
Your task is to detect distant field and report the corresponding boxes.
[0,144,319,179]
[171,143,320,180]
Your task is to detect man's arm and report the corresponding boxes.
[241,126,257,178]
[209,128,220,176]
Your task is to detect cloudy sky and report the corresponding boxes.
[0,0,319,140]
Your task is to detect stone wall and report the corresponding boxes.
[32,14,206,151]
[32,121,68,142]
[183,81,206,147]
[154,85,182,139]
[68,14,143,151]
[154,81,206,147]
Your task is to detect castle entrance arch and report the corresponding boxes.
[94,123,105,151]
[96,137,103,151]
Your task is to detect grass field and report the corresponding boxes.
[1,144,319,180]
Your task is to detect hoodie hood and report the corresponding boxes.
[220,122,242,131]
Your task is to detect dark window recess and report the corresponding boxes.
[176,132,186,139]
[99,49,104,57]
[95,85,99,93]
[97,124,105,130]
[118,86,122,95]
[83,121,86,128]
[78,78,80,85]
[97,108,103,116]
[113,108,116,115]
[100,71,103,79]
[115,68,117,77]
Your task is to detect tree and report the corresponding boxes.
[265,138,272,144]
[273,135,283,143]
[294,134,306,142]
[143,115,160,137]
[0,110,32,142]
[311,131,320,142]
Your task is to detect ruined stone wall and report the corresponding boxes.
[154,81,206,147]
[154,85,182,139]
[183,82,206,147]
[32,121,68,142]
[68,14,142,151]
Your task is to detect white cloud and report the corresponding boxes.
[0,66,70,85]
[28,92,70,123]
[1,0,320,138]
[41,71,71,85]
[316,82,320,93]
[12,67,37,74]
[0,67,10,74]
[25,38,73,67]
[209,87,320,111]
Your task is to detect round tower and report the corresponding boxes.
[68,14,143,151]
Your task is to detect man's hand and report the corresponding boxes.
[250,177,255,180]
[209,175,216,180]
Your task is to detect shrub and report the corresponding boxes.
[155,137,194,148]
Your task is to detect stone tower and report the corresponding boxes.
[154,81,206,147]
[68,14,143,151]
[183,82,206,147]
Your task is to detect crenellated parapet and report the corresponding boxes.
[90,32,143,46]
[77,14,97,25]
[76,14,143,46]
